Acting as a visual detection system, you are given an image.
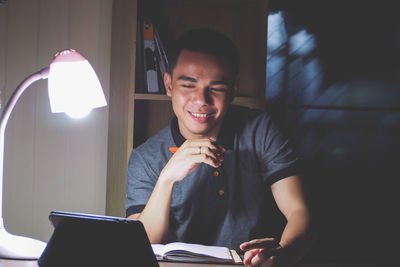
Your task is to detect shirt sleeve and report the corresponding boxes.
[125,149,158,217]
[257,114,299,185]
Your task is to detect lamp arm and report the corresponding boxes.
[0,67,49,224]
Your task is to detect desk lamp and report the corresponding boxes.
[0,49,107,259]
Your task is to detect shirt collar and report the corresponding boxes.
[170,106,235,150]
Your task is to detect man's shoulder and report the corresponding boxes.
[133,125,173,157]
[227,104,272,127]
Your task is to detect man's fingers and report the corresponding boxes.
[243,249,261,265]
[180,142,224,165]
[192,153,222,168]
[190,146,202,155]
[171,139,225,169]
[183,139,225,154]
[244,249,281,267]
[240,238,278,251]
[249,254,277,267]
[243,249,271,267]
[200,146,224,162]
[249,252,266,266]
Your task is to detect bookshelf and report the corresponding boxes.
[106,0,268,217]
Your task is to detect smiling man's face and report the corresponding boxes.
[164,49,236,140]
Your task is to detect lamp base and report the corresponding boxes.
[0,220,47,260]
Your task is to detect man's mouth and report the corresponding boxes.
[189,111,215,122]
[191,112,208,118]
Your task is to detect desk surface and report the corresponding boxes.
[0,259,389,267]
[0,259,239,267]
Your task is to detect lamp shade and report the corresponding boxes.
[48,49,107,118]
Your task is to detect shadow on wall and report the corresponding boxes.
[266,0,399,261]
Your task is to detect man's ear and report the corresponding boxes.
[164,72,172,97]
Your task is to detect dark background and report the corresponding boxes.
[265,0,399,262]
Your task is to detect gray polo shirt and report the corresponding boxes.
[126,105,299,251]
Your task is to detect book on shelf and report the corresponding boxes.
[134,17,147,93]
[151,242,243,264]
[135,3,170,95]
[143,19,161,93]
[153,25,169,94]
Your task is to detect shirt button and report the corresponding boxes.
[218,189,225,196]
[213,170,219,176]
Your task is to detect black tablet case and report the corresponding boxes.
[38,211,159,267]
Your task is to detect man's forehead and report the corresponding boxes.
[177,49,229,63]
[173,50,234,78]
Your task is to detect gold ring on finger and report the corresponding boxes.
[198,146,201,154]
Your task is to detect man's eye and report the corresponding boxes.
[211,87,228,93]
[181,84,195,88]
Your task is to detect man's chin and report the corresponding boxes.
[182,119,220,138]
[187,127,214,138]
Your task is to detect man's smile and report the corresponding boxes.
[189,111,215,122]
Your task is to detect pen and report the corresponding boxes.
[169,147,179,153]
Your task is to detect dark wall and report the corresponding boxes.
[266,0,399,261]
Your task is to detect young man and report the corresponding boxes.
[126,28,314,266]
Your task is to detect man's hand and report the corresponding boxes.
[240,238,288,267]
[160,139,225,184]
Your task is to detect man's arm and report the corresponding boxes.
[271,175,314,264]
[240,176,315,266]
[128,139,224,244]
[128,177,175,244]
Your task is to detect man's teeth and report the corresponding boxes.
[191,112,207,118]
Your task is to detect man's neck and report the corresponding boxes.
[179,124,221,141]
[180,130,219,141]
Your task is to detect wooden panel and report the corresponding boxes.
[91,0,113,221]
[233,0,268,100]
[0,2,6,113]
[106,0,138,217]
[163,2,235,40]
[3,0,112,242]
[133,100,174,147]
[3,0,39,239]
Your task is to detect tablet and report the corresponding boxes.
[48,210,136,227]
[38,211,159,267]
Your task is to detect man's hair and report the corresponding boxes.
[168,28,240,80]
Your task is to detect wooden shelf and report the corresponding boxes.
[135,93,170,100]
[135,93,264,109]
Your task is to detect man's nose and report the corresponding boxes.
[193,87,212,104]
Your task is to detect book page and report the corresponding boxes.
[151,244,165,257]
[152,242,232,260]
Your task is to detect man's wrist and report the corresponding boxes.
[158,174,177,188]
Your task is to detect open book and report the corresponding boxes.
[151,242,243,264]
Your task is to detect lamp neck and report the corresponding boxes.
[0,67,49,219]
